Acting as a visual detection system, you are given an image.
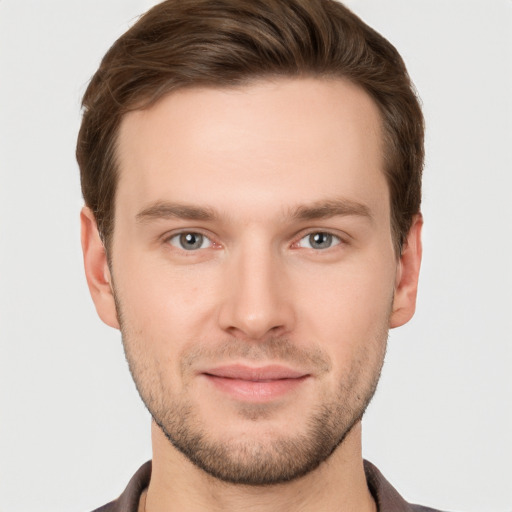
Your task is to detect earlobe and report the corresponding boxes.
[390,214,423,329]
[80,207,120,329]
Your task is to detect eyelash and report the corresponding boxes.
[164,230,346,252]
[165,231,217,251]
[293,231,343,250]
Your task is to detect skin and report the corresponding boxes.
[81,77,422,512]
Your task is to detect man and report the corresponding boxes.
[77,0,436,510]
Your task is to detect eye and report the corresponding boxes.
[296,232,341,250]
[168,232,212,251]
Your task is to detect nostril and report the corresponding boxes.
[216,261,296,338]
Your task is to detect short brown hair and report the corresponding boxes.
[76,0,424,254]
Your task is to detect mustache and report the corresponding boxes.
[180,336,332,375]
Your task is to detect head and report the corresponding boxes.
[77,0,423,256]
[78,0,423,486]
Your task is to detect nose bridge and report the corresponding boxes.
[218,235,294,340]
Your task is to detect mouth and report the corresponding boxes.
[201,364,310,402]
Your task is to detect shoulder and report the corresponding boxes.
[410,506,449,512]
[90,461,152,512]
[90,503,116,512]
[364,460,450,512]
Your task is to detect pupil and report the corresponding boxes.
[310,232,331,249]
[180,232,203,250]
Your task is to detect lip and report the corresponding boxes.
[201,364,310,402]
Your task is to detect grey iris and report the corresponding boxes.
[180,232,204,250]
[310,232,332,249]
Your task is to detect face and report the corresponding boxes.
[82,77,422,485]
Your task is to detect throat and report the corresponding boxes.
[137,489,148,512]
[145,420,376,512]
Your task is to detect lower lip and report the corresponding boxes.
[203,374,309,402]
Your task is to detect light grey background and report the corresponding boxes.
[0,1,511,511]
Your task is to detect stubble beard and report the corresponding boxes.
[116,299,388,486]
[149,376,382,486]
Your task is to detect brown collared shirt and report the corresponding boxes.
[92,460,447,512]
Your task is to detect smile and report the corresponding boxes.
[201,364,310,402]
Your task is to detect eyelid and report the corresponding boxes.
[160,228,349,251]
[163,229,220,250]
[292,229,348,250]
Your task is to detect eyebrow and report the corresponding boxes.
[289,198,373,222]
[135,198,372,224]
[136,202,217,223]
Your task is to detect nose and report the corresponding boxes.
[217,243,296,341]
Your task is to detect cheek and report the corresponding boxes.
[291,256,395,357]
[113,254,220,340]
[113,259,222,397]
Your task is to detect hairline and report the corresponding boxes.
[102,73,404,256]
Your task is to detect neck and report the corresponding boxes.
[144,421,376,512]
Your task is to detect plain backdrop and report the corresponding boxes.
[0,1,511,511]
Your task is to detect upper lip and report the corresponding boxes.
[203,364,309,381]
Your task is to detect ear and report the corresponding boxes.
[390,214,423,328]
[80,206,120,329]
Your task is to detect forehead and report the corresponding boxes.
[115,77,387,223]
